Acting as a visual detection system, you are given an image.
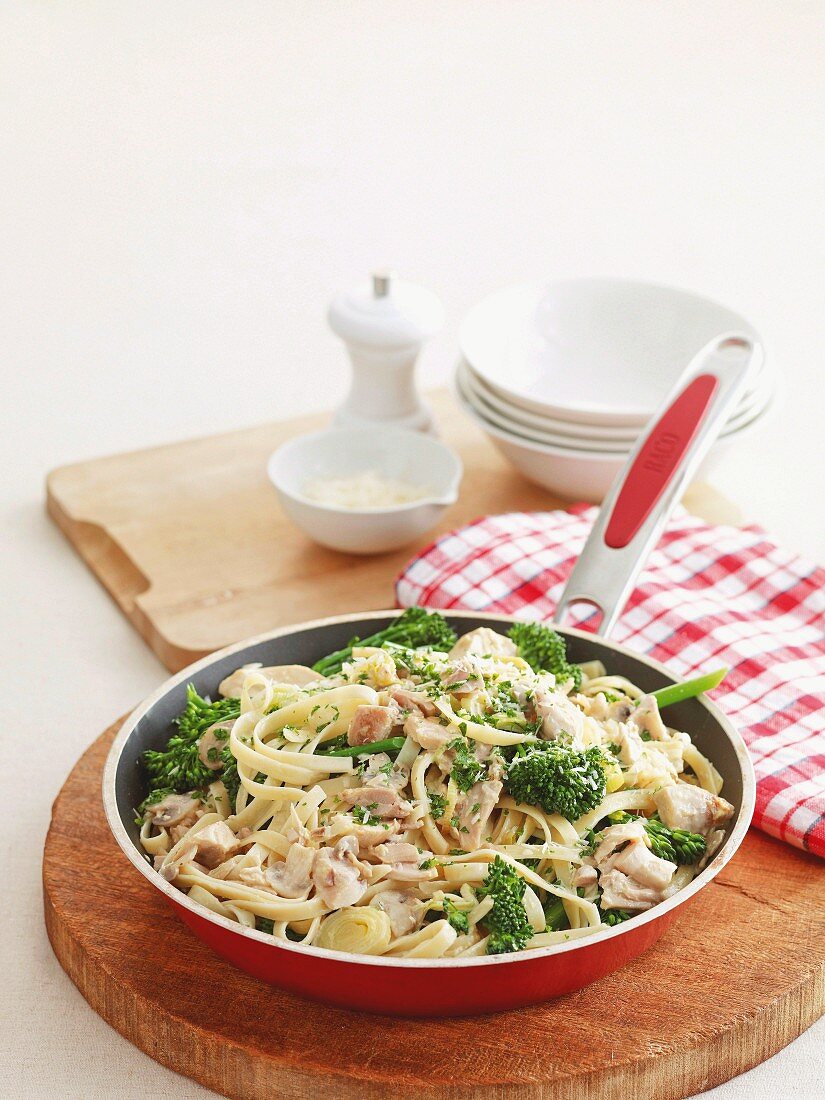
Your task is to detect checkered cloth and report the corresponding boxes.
[396,506,825,858]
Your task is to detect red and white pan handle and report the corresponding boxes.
[555,332,761,638]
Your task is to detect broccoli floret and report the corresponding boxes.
[609,811,706,865]
[504,741,606,820]
[448,737,486,792]
[143,684,240,797]
[443,898,470,935]
[507,622,582,691]
[478,857,534,954]
[311,607,457,677]
[256,917,275,935]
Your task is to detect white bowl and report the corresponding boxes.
[268,427,463,554]
[456,358,775,454]
[459,355,768,442]
[460,279,762,426]
[455,372,773,502]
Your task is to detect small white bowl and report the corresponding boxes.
[268,426,463,554]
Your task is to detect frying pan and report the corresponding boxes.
[103,333,758,1016]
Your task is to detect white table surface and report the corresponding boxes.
[1,3,822,1097]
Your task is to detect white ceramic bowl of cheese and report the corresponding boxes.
[268,426,463,554]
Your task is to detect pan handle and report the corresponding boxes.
[554,332,760,638]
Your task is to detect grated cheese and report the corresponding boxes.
[303,469,430,509]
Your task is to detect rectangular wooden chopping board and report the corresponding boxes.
[46,390,738,672]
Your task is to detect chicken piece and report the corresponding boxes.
[219,663,319,697]
[654,784,734,836]
[313,814,399,848]
[347,703,401,746]
[441,659,485,696]
[611,839,676,889]
[633,695,669,740]
[535,689,586,749]
[607,699,638,726]
[265,843,316,898]
[360,752,408,791]
[371,842,436,881]
[372,842,421,864]
[312,839,369,908]
[404,712,453,754]
[169,822,197,845]
[698,827,726,869]
[611,723,646,766]
[208,855,244,880]
[448,778,503,850]
[572,864,598,889]
[372,890,426,937]
[192,820,241,869]
[592,821,649,868]
[387,684,438,717]
[197,719,233,771]
[598,869,663,911]
[337,786,415,820]
[234,864,270,890]
[144,792,201,828]
[449,627,517,661]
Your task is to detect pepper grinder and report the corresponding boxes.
[328,270,445,434]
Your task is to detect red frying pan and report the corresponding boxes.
[104,333,758,1015]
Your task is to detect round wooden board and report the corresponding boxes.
[45,720,825,1100]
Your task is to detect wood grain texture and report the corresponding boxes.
[44,720,825,1100]
[45,391,739,673]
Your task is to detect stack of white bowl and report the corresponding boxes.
[455,279,773,501]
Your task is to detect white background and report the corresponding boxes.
[1,3,823,1097]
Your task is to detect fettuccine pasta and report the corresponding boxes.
[138,618,734,959]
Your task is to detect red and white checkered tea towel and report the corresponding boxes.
[396,507,825,858]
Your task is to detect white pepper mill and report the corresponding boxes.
[328,270,445,434]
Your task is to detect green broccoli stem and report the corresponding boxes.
[650,667,727,709]
[320,736,406,758]
[544,896,570,932]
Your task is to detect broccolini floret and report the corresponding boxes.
[643,816,707,864]
[142,684,240,798]
[504,741,606,821]
[443,898,470,935]
[311,607,457,677]
[507,622,582,691]
[478,856,534,954]
[609,811,706,865]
